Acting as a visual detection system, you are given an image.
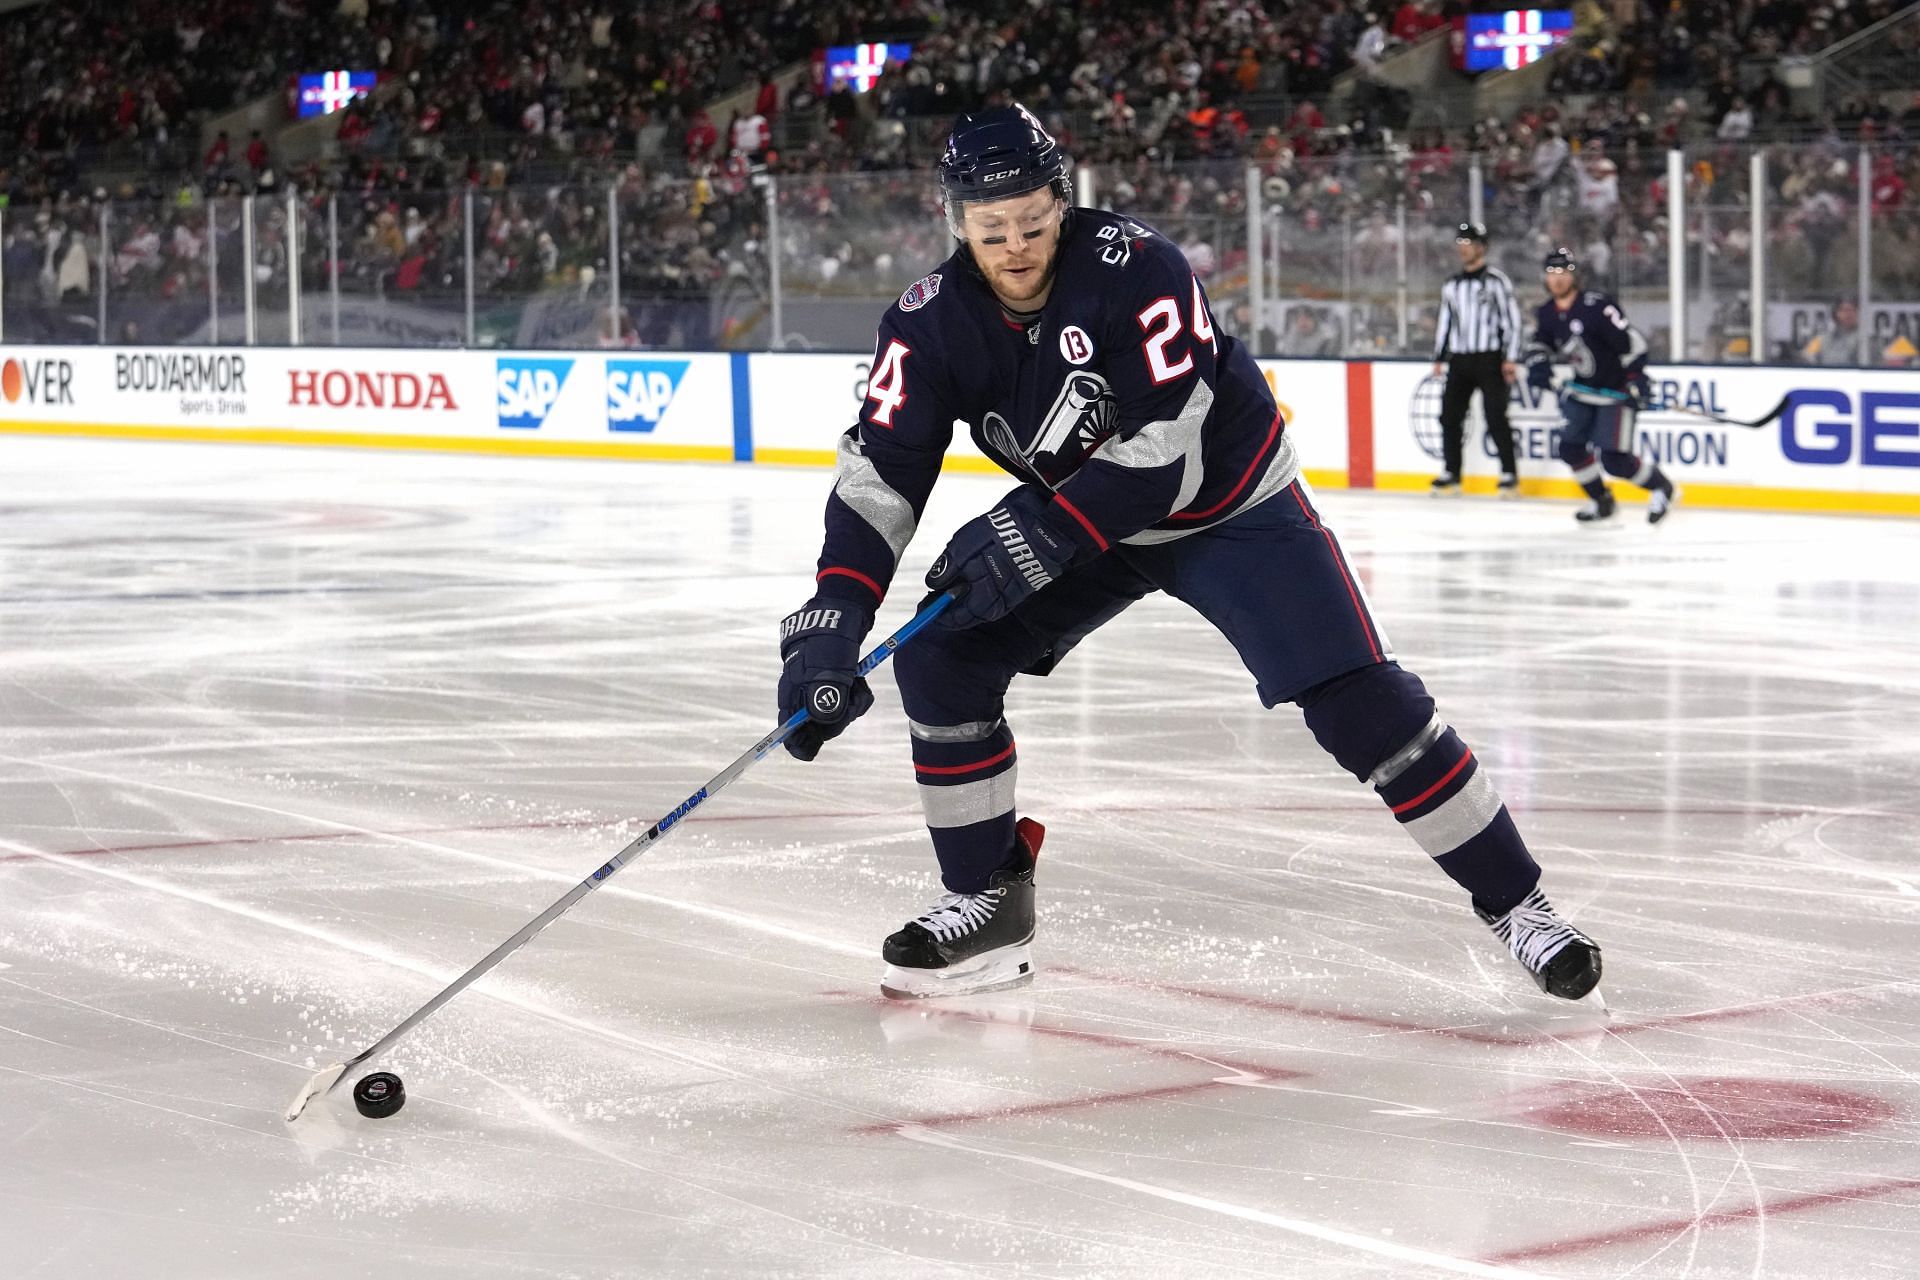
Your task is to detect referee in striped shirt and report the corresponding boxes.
[1431,222,1523,496]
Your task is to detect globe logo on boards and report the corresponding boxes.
[1407,374,1448,460]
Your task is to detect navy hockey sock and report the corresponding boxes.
[1372,723,1539,915]
[912,722,1021,894]
[1300,665,1540,913]
[1599,448,1670,494]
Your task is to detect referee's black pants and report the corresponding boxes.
[1439,352,1517,477]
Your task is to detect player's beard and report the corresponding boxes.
[983,243,1060,308]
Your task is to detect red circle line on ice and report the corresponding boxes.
[1517,1076,1896,1141]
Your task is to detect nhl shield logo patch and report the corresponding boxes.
[899,273,942,312]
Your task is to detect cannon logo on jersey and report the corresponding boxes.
[899,273,942,312]
[495,357,573,429]
[980,372,1116,484]
[1031,371,1118,469]
[606,358,690,432]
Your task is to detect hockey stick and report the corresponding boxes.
[1566,381,1791,429]
[286,589,956,1122]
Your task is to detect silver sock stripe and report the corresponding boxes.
[1369,713,1445,789]
[907,717,1003,743]
[1400,765,1505,856]
[919,769,1018,829]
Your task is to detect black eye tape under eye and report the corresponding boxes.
[978,226,1046,247]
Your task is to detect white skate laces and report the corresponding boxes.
[1488,891,1578,970]
[1479,887,1603,999]
[911,889,1002,941]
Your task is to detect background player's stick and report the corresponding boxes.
[1567,381,1791,429]
[286,589,957,1122]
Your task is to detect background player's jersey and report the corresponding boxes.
[1526,290,1649,405]
[814,208,1298,607]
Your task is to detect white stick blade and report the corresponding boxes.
[285,1062,348,1123]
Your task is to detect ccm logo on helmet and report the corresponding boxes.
[981,169,1019,183]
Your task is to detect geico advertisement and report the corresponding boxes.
[749,352,989,462]
[1370,362,1920,493]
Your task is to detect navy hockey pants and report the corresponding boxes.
[892,478,1542,909]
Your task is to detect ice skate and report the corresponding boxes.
[881,819,1042,999]
[1430,472,1462,496]
[1574,491,1617,523]
[1476,887,1602,1000]
[1497,473,1520,499]
[1648,481,1679,525]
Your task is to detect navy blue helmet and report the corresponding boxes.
[938,104,1073,233]
[1543,246,1577,272]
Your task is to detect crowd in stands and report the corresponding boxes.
[3,0,1918,360]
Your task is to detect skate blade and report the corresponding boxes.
[881,944,1035,1000]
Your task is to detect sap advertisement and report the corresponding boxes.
[2,347,1916,514]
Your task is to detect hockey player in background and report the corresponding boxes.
[1525,248,1680,524]
[774,106,1602,1003]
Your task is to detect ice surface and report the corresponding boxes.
[3,437,1919,1278]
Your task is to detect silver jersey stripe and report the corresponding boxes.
[1120,430,1301,546]
[907,716,1003,743]
[1095,378,1213,517]
[919,769,1018,830]
[1369,713,1445,789]
[1399,766,1504,857]
[832,432,917,566]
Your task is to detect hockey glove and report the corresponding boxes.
[1626,371,1653,408]
[777,595,876,761]
[1526,359,1554,390]
[927,487,1078,630]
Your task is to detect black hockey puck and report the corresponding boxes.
[352,1071,406,1119]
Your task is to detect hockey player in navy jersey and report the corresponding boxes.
[1525,248,1679,524]
[775,105,1602,1002]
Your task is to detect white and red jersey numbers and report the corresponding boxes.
[1135,278,1219,386]
[865,338,912,426]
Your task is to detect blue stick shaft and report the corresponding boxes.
[290,590,955,1114]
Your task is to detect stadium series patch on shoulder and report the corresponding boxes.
[899,273,942,312]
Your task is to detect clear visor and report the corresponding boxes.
[948,179,1075,241]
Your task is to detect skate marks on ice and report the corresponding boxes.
[5,442,1920,1275]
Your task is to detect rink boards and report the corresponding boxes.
[2,346,1916,515]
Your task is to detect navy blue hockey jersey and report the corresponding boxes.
[814,208,1298,607]
[1526,290,1650,405]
